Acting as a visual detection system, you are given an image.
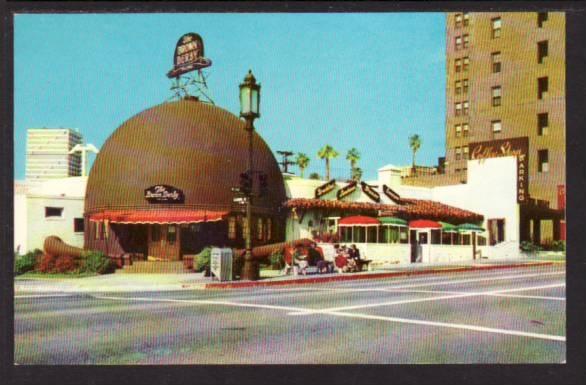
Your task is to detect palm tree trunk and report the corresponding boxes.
[325,159,330,181]
[412,152,416,174]
[300,168,305,178]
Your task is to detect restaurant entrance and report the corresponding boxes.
[148,224,180,260]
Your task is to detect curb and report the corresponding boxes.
[204,262,555,289]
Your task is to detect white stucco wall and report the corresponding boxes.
[431,156,519,244]
[14,182,28,254]
[22,177,87,253]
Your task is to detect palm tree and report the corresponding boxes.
[317,145,339,181]
[346,148,360,180]
[352,167,363,182]
[408,134,422,174]
[295,153,310,178]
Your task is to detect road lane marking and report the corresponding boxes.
[289,283,566,315]
[14,294,74,299]
[92,293,565,343]
[320,311,566,342]
[92,294,308,313]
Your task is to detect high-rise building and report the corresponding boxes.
[445,12,565,210]
[26,128,84,181]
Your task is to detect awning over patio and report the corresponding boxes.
[439,221,458,233]
[378,216,408,226]
[88,210,228,224]
[457,223,485,232]
[338,216,380,226]
[409,219,442,229]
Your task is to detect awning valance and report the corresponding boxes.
[89,210,228,224]
[378,216,408,226]
[338,215,380,226]
[439,221,458,233]
[409,219,442,229]
[457,223,485,232]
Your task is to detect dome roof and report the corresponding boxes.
[85,100,285,215]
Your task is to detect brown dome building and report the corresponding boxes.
[84,99,286,260]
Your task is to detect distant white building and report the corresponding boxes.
[26,128,83,182]
[14,177,87,254]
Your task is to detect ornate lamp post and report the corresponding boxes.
[239,70,261,280]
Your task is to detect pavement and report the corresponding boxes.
[14,264,566,364]
[14,257,561,293]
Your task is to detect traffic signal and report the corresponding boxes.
[258,173,268,197]
[239,172,252,194]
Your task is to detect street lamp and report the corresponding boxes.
[239,70,261,281]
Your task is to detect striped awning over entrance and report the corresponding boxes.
[89,210,228,224]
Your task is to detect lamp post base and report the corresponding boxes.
[240,259,259,281]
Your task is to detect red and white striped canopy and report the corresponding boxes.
[89,210,227,224]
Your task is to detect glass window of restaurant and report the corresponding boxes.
[354,227,366,243]
[462,233,471,245]
[431,229,441,244]
[441,232,452,245]
[400,227,409,244]
[366,226,377,243]
[340,227,352,243]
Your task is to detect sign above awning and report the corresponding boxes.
[89,210,227,224]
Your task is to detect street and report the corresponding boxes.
[14,264,565,364]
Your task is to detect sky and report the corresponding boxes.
[14,13,446,181]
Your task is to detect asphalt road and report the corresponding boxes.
[14,264,565,364]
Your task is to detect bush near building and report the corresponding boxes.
[14,249,43,275]
[195,247,212,273]
[79,251,116,274]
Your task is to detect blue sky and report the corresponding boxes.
[14,13,446,181]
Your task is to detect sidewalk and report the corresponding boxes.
[205,259,557,289]
[14,273,209,293]
[14,257,560,293]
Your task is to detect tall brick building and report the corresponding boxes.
[445,12,565,211]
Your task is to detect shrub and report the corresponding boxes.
[520,241,542,254]
[80,251,115,274]
[38,254,58,273]
[551,240,566,252]
[14,249,42,275]
[195,247,212,272]
[269,250,284,270]
[54,255,79,273]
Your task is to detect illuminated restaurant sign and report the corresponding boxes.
[469,137,529,203]
[361,182,380,203]
[337,181,357,200]
[144,185,185,203]
[314,179,336,199]
[382,184,402,204]
[167,33,212,78]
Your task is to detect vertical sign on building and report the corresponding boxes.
[469,137,529,203]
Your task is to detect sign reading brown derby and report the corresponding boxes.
[361,181,380,203]
[469,137,529,203]
[337,181,357,200]
[382,184,402,204]
[144,185,185,203]
[315,179,336,199]
[167,33,212,78]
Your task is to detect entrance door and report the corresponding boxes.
[148,224,180,260]
[410,230,418,263]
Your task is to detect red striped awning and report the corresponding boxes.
[89,210,228,224]
[338,215,380,226]
[409,219,442,229]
